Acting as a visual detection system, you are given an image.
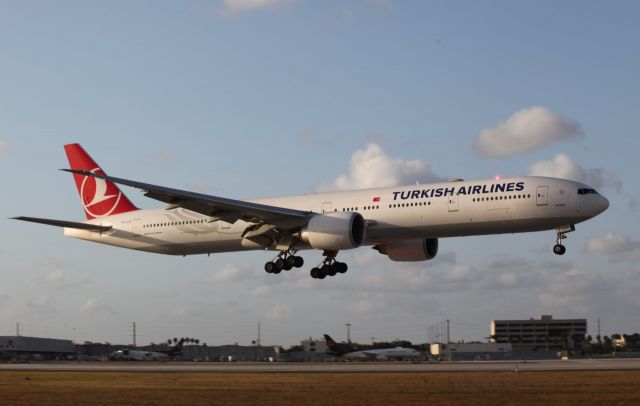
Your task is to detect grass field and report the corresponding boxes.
[1,371,640,405]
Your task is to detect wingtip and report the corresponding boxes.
[61,168,87,175]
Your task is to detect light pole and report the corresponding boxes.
[346,323,351,343]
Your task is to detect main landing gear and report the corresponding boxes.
[310,250,348,280]
[264,250,349,279]
[264,250,304,274]
[553,225,575,256]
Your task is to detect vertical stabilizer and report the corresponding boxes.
[64,143,138,219]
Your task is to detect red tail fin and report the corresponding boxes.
[64,143,138,219]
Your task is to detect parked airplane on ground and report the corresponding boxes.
[109,338,185,361]
[323,334,422,360]
[13,144,609,279]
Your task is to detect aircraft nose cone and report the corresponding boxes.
[599,195,610,214]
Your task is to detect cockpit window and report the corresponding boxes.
[577,188,599,195]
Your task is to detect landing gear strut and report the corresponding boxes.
[553,225,575,256]
[310,250,348,279]
[264,250,304,274]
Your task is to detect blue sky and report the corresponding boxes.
[1,0,639,346]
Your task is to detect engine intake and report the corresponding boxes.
[301,212,366,251]
[376,238,438,262]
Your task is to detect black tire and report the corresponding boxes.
[310,268,320,279]
[317,271,326,279]
[274,258,285,270]
[272,267,282,274]
[553,244,566,255]
[285,256,296,268]
[264,262,275,273]
[328,263,340,276]
[293,256,304,268]
[321,264,333,277]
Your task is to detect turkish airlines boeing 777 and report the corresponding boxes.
[14,144,609,279]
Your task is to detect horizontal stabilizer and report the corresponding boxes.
[11,216,113,232]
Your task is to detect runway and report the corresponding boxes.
[2,358,640,372]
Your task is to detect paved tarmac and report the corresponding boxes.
[1,358,640,372]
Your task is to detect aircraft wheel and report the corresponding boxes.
[285,256,296,269]
[553,244,566,255]
[322,264,334,277]
[264,262,275,273]
[272,266,282,274]
[317,269,327,279]
[336,262,348,273]
[293,256,304,268]
[329,263,340,276]
[310,268,320,279]
[274,258,285,270]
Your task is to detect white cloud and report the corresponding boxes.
[586,233,640,261]
[362,263,480,294]
[208,264,245,283]
[26,296,54,310]
[0,294,13,319]
[318,143,444,192]
[265,303,292,321]
[80,298,116,314]
[537,268,616,313]
[251,285,271,296]
[529,153,622,191]
[481,258,538,289]
[473,106,583,158]
[220,0,291,15]
[45,269,64,283]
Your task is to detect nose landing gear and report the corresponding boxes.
[553,225,575,256]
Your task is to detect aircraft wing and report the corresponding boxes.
[11,216,113,232]
[63,169,311,228]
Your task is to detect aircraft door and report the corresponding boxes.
[132,219,141,236]
[536,186,549,206]
[555,188,566,207]
[448,196,459,212]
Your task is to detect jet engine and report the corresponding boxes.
[375,238,438,261]
[301,212,366,251]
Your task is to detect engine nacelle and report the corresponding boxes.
[301,212,366,251]
[376,238,438,262]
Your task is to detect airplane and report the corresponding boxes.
[109,338,185,361]
[109,348,170,361]
[13,144,609,279]
[323,334,422,360]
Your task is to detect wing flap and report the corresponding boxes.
[11,216,113,232]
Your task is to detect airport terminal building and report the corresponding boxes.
[490,315,587,352]
[0,336,75,360]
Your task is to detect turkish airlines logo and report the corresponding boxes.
[80,167,122,218]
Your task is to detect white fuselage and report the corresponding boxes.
[64,176,608,256]
[343,347,422,360]
[109,349,169,361]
